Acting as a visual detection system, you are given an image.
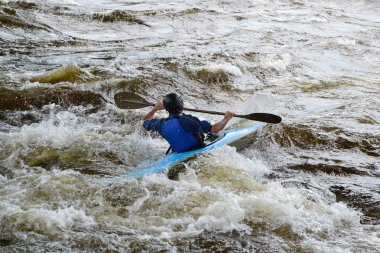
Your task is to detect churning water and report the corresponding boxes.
[0,0,379,252]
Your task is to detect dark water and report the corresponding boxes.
[0,0,379,252]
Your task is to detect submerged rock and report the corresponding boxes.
[0,87,105,111]
[92,10,148,26]
[24,147,93,170]
[0,165,15,179]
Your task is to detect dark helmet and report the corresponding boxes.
[163,93,183,114]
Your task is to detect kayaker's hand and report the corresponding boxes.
[143,101,164,120]
[225,111,234,120]
[211,111,234,133]
[154,101,165,111]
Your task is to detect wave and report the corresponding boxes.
[29,65,92,84]
[92,10,148,26]
[0,87,105,111]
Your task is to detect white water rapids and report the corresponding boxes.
[0,0,379,252]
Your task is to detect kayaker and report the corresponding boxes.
[142,93,234,153]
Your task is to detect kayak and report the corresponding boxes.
[105,123,262,183]
[108,123,262,182]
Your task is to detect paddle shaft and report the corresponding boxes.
[129,100,248,119]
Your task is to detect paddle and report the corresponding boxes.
[114,92,282,124]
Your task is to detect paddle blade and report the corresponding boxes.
[240,113,282,124]
[114,92,153,109]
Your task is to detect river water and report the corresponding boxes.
[0,0,379,252]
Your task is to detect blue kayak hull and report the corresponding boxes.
[107,123,262,182]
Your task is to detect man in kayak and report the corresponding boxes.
[142,93,234,153]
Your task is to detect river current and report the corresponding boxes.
[0,0,379,252]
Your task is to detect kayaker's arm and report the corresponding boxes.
[143,101,164,120]
[210,111,234,133]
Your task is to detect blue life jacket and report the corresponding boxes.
[161,117,204,153]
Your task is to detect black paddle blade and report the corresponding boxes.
[114,92,153,109]
[241,113,282,124]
